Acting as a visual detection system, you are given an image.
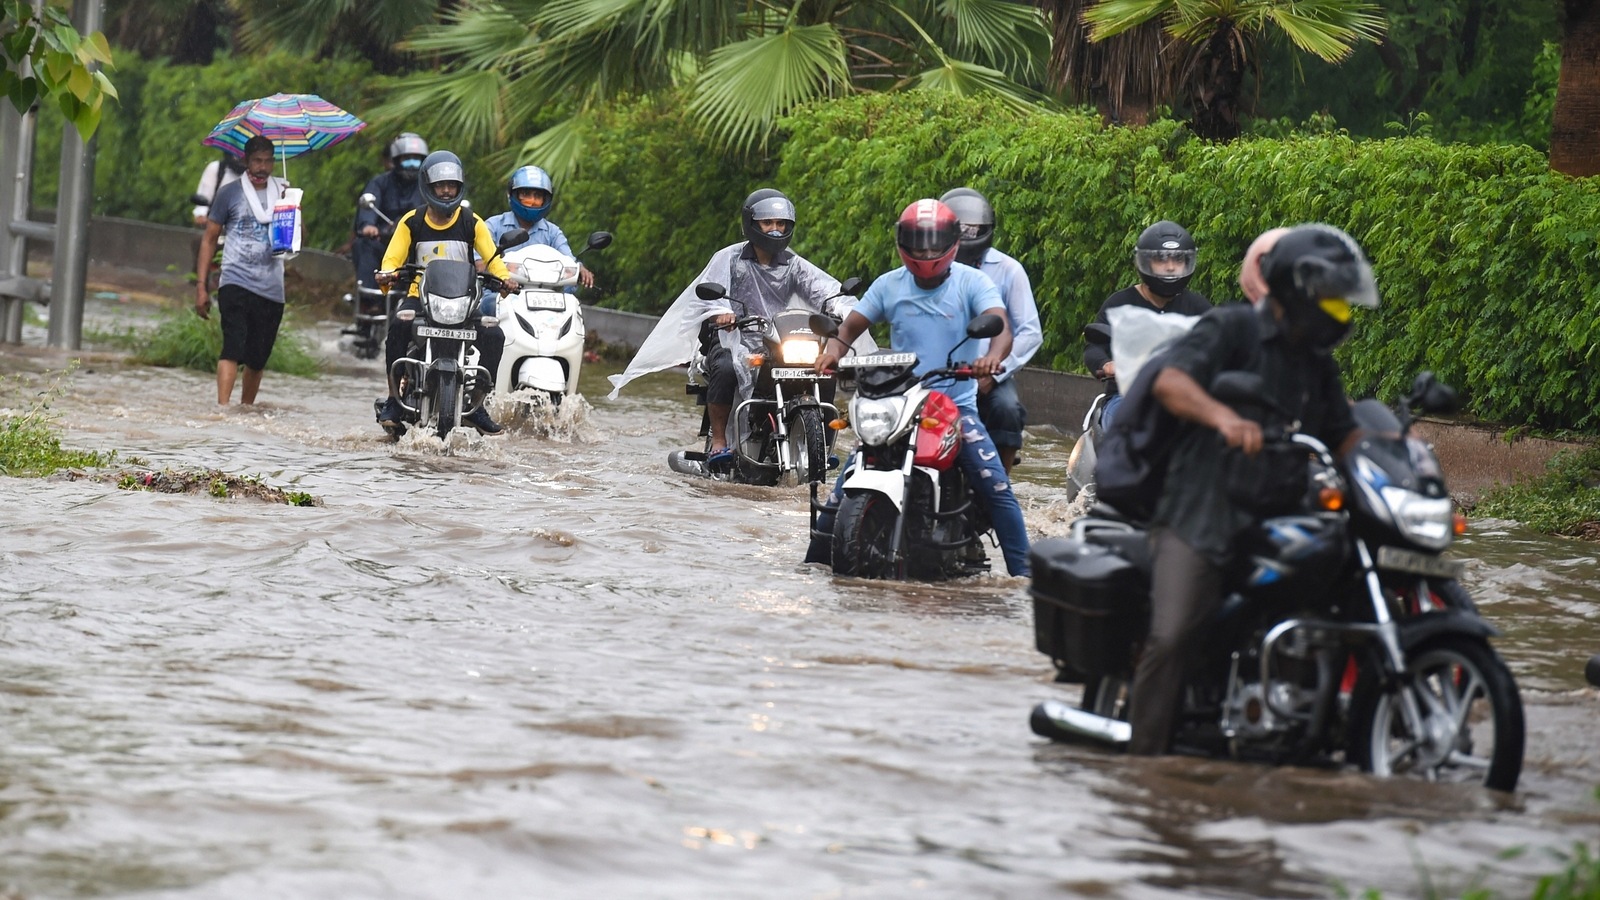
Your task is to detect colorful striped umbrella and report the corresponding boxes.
[202,93,366,176]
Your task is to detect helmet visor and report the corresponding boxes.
[1297,255,1380,310]
[514,187,550,210]
[1135,248,1197,281]
[747,195,796,222]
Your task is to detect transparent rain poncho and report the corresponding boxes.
[1105,304,1203,394]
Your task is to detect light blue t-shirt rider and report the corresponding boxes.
[850,262,1000,413]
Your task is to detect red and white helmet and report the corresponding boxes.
[895,199,961,281]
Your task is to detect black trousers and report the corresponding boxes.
[1128,527,1224,756]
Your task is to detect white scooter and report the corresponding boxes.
[493,231,612,405]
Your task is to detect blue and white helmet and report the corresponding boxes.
[420,150,466,218]
[508,165,555,225]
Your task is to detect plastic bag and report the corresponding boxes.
[1106,305,1201,395]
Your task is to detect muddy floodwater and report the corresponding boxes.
[1,314,1598,899]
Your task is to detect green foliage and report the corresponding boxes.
[770,92,1600,430]
[0,367,112,476]
[1470,445,1600,537]
[0,0,117,139]
[128,308,322,377]
[558,92,775,314]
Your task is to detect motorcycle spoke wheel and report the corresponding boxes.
[831,493,902,579]
[1349,636,1524,792]
[786,408,827,485]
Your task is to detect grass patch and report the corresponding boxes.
[0,367,114,476]
[127,308,322,378]
[1466,444,1600,540]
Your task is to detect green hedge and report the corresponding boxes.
[772,93,1600,430]
[558,93,776,313]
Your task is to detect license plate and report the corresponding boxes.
[773,367,822,381]
[523,295,567,311]
[1376,546,1464,580]
[838,352,917,369]
[415,325,476,341]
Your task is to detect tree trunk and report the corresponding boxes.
[1551,0,1600,176]
[1188,23,1244,141]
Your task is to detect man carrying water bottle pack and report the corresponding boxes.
[195,135,290,406]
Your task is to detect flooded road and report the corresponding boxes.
[1,320,1598,898]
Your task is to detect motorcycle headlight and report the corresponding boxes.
[1379,486,1454,550]
[852,396,905,445]
[781,337,820,365]
[427,292,472,325]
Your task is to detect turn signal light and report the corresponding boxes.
[747,354,764,368]
[1454,513,1469,535]
[829,419,848,431]
[1317,486,1344,511]
[919,417,941,430]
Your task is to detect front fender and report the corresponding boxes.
[841,468,905,512]
[1398,611,1501,651]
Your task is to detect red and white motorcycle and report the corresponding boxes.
[810,313,1005,580]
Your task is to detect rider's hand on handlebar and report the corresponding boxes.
[1098,360,1116,379]
[1217,412,1263,455]
[375,270,397,288]
[578,264,595,289]
[814,347,840,376]
[712,312,736,328]
[971,353,1006,378]
[498,277,521,295]
[359,225,380,239]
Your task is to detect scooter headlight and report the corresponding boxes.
[426,292,472,326]
[781,337,820,365]
[852,396,905,445]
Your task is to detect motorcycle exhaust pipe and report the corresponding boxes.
[1029,699,1131,747]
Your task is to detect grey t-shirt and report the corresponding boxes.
[208,179,286,302]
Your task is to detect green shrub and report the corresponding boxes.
[0,369,113,477]
[1470,444,1600,537]
[130,309,322,377]
[559,92,776,314]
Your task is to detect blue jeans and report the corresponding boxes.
[977,376,1027,450]
[1099,393,1123,431]
[809,412,1031,576]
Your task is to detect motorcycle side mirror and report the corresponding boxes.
[837,276,862,296]
[808,313,840,339]
[966,313,1004,340]
[695,282,727,302]
[584,231,613,252]
[357,192,378,210]
[1410,371,1461,415]
[498,228,529,250]
[1083,323,1112,345]
[1209,371,1269,408]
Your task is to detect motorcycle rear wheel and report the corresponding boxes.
[832,493,903,579]
[1348,635,1524,792]
[786,407,827,485]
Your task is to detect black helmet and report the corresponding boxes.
[1134,220,1198,298]
[939,187,995,268]
[741,188,796,257]
[1261,223,1379,353]
[420,150,466,219]
[389,132,429,183]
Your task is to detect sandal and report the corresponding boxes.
[706,447,734,470]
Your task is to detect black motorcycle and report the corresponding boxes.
[1030,372,1525,792]
[668,279,860,486]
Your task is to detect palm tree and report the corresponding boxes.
[1550,0,1600,176]
[1082,0,1386,140]
[228,0,446,73]
[366,0,1053,179]
[1039,0,1171,126]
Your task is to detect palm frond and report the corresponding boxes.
[688,24,850,152]
[1081,0,1173,41]
[364,68,509,154]
[401,3,534,68]
[907,58,1053,114]
[1263,0,1384,62]
[934,0,1052,78]
[513,115,591,184]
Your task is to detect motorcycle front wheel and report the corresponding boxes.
[1347,635,1525,792]
[786,407,827,485]
[831,493,904,579]
[435,369,461,439]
